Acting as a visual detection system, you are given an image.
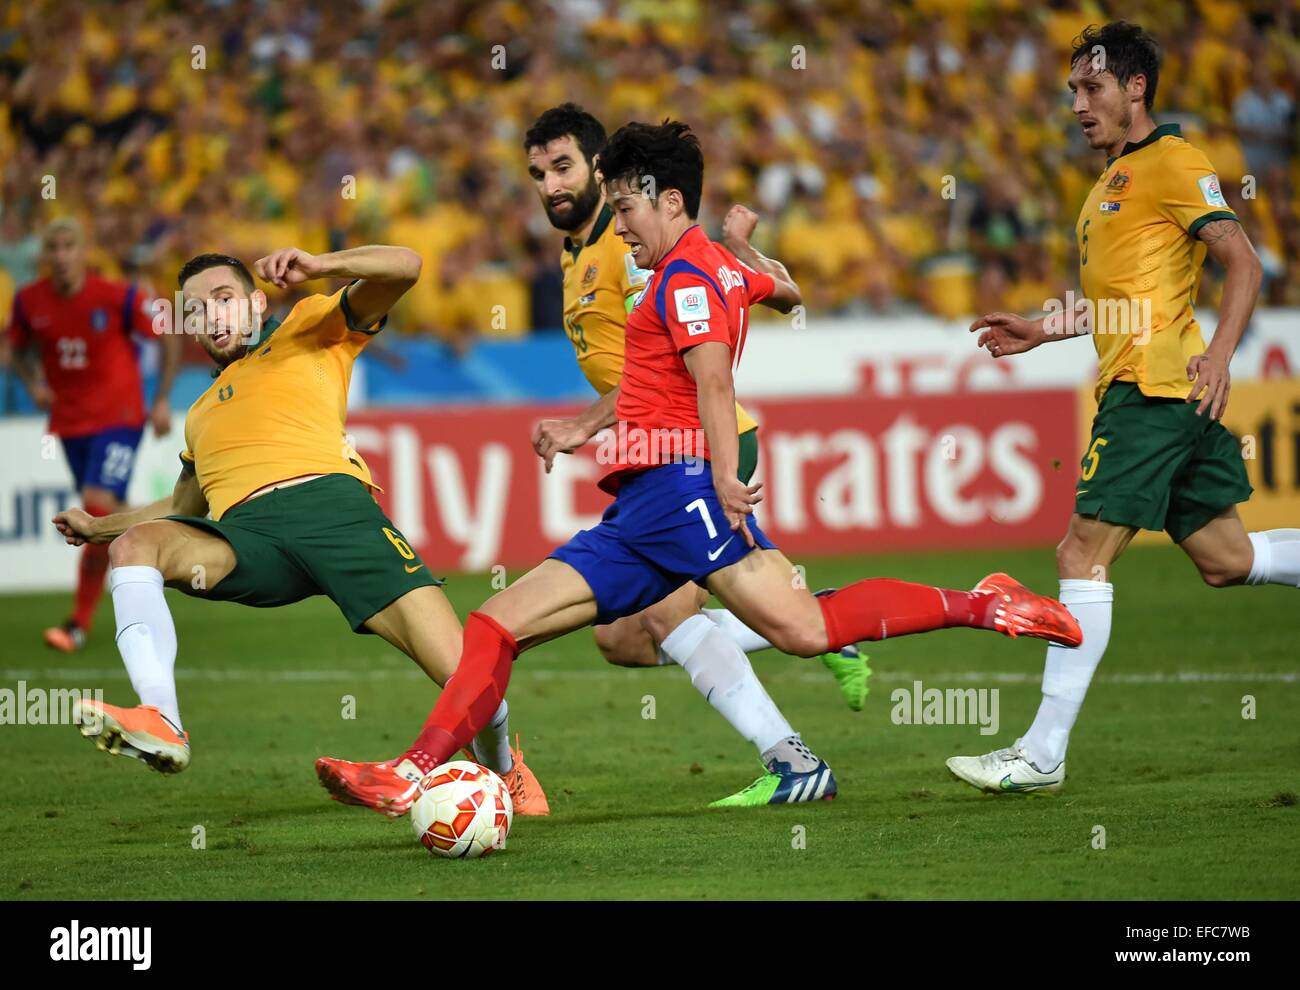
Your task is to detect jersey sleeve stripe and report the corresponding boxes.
[1187,210,1239,239]
[122,284,137,337]
[341,281,388,335]
[652,259,727,326]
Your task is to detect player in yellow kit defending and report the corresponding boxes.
[51,247,548,815]
[951,22,1298,794]
[521,105,869,805]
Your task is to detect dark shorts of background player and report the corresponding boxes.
[1075,381,1253,543]
[61,424,144,499]
[550,428,773,626]
[165,473,441,632]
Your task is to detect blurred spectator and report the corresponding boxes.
[1,0,1297,357]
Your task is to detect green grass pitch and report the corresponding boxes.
[1,544,1296,900]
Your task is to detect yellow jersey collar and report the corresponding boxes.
[1107,122,1181,167]
[209,315,281,378]
[564,203,614,260]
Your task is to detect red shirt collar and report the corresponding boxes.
[652,224,705,272]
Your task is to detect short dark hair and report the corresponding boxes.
[599,120,704,219]
[523,103,607,167]
[1071,21,1161,110]
[177,253,255,291]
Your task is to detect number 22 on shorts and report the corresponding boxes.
[1081,436,1108,481]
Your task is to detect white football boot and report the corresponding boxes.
[946,739,1064,794]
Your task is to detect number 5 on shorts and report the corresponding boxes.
[1081,436,1108,482]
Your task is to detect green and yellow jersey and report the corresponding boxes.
[181,287,379,520]
[561,203,759,434]
[1076,123,1238,402]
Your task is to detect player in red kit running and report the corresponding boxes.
[317,122,1082,814]
[4,219,180,651]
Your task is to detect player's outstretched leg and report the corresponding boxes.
[947,514,1130,794]
[400,562,591,761]
[948,511,1300,795]
[621,584,843,805]
[75,519,236,773]
[705,549,1081,660]
[702,595,871,712]
[595,588,870,712]
[317,585,550,817]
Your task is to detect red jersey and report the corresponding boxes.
[603,225,774,491]
[8,273,158,437]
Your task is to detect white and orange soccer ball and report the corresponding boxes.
[410,760,512,859]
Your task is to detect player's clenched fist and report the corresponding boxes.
[52,508,107,546]
[721,204,759,246]
[254,248,323,288]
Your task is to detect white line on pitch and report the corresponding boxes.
[3,667,1297,685]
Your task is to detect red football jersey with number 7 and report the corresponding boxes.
[603,225,774,492]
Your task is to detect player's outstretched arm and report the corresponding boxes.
[721,205,801,314]
[970,295,1092,358]
[52,462,208,546]
[1185,219,1263,420]
[254,245,423,330]
[532,387,620,473]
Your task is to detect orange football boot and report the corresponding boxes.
[975,573,1083,648]
[44,622,85,653]
[315,757,423,818]
[500,736,550,816]
[73,699,190,773]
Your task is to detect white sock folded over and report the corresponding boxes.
[1247,529,1300,587]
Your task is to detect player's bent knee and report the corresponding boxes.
[107,522,165,569]
[761,619,825,659]
[592,623,651,668]
[636,608,680,646]
[1198,565,1245,589]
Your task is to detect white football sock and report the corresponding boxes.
[470,700,513,774]
[702,607,773,653]
[1020,579,1113,772]
[660,614,793,754]
[1247,529,1300,587]
[110,566,182,730]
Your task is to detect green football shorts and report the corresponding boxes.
[738,427,759,484]
[166,473,442,632]
[1074,381,1253,543]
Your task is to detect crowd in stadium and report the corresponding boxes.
[1,0,1297,351]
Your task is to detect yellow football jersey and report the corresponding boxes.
[181,287,379,520]
[561,203,759,434]
[1076,123,1237,402]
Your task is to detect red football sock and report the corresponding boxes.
[400,611,518,774]
[71,501,114,631]
[818,579,998,651]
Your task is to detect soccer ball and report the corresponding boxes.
[410,760,512,859]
